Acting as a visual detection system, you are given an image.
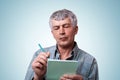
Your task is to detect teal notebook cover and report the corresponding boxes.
[46,59,78,80]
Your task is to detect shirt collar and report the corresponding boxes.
[54,42,79,60]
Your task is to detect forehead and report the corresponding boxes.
[51,18,71,26]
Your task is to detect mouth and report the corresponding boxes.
[59,37,67,41]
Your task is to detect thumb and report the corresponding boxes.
[46,52,50,58]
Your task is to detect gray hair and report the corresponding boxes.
[49,9,77,28]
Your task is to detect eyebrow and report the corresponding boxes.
[53,23,71,27]
[62,23,71,26]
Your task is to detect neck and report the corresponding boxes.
[57,42,75,60]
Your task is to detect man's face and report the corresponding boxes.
[51,18,78,48]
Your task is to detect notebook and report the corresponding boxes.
[46,59,78,80]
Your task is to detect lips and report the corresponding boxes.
[59,37,67,41]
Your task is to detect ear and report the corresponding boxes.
[51,29,55,37]
[51,30,53,34]
[74,26,78,34]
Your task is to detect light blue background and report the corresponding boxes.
[0,0,120,80]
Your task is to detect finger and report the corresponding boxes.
[36,53,48,62]
[39,55,48,62]
[41,52,50,58]
[34,58,47,69]
[37,52,50,65]
[33,56,47,68]
[32,52,49,70]
[62,74,74,79]
[32,62,42,69]
[38,57,47,67]
[60,74,70,80]
[72,75,83,80]
[62,74,69,78]
[63,74,83,80]
[60,76,66,80]
[46,52,50,58]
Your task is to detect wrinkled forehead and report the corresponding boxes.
[51,18,71,26]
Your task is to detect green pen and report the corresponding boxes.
[38,44,45,52]
[38,44,50,58]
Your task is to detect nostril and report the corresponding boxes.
[60,32,65,35]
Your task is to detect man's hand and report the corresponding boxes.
[60,74,83,80]
[32,52,50,80]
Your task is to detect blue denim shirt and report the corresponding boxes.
[25,43,99,80]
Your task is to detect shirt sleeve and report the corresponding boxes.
[85,59,99,80]
[77,57,99,80]
[24,50,40,80]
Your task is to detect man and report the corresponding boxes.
[25,9,99,80]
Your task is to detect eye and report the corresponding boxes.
[63,24,70,28]
[52,26,59,30]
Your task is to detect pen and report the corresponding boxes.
[38,44,45,52]
[38,44,50,58]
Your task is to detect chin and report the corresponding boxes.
[58,41,70,47]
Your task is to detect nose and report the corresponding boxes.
[59,26,65,35]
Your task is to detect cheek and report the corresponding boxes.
[67,32,76,41]
[52,32,58,39]
[67,30,76,37]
